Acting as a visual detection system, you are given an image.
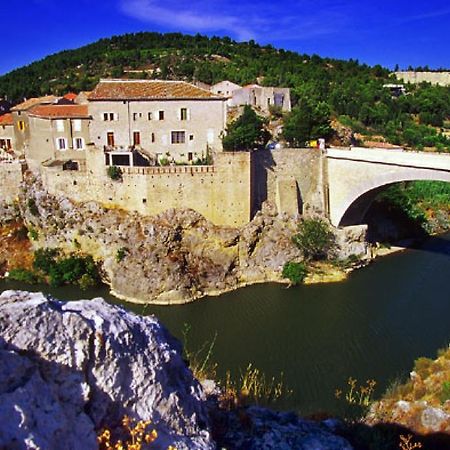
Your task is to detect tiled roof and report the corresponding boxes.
[11,95,59,112]
[0,113,13,126]
[63,92,77,101]
[28,104,90,119]
[88,79,225,101]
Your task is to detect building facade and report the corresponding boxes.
[210,80,242,98]
[230,84,291,112]
[0,114,16,153]
[10,95,59,156]
[88,79,227,165]
[26,104,91,170]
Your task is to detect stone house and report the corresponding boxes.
[26,104,91,171]
[210,80,241,98]
[230,84,291,112]
[0,113,17,154]
[87,79,227,166]
[10,95,59,155]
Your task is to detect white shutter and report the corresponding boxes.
[187,108,191,121]
[207,129,214,144]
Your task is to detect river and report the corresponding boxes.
[1,233,450,416]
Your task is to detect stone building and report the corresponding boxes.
[230,84,291,112]
[26,104,91,171]
[10,95,59,155]
[0,113,17,154]
[210,80,241,98]
[87,79,227,165]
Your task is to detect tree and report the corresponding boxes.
[282,262,308,285]
[282,101,332,147]
[292,218,336,261]
[222,106,270,151]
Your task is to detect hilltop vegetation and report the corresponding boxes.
[1,32,449,150]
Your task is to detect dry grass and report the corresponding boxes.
[219,363,292,410]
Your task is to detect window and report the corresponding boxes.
[73,119,82,132]
[171,131,185,144]
[56,138,67,150]
[103,112,117,121]
[107,132,115,147]
[189,134,194,141]
[148,112,152,121]
[73,137,84,150]
[158,110,165,121]
[133,131,141,146]
[132,112,143,121]
[55,120,64,132]
[151,133,155,143]
[188,152,193,162]
[17,121,25,132]
[180,108,188,120]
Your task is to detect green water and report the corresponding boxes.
[2,233,450,416]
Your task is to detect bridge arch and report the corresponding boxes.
[337,176,450,227]
[326,148,450,227]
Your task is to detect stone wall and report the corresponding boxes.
[0,161,25,203]
[42,149,252,227]
[252,148,325,217]
[394,71,450,86]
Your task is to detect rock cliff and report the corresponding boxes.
[17,176,367,304]
[0,290,213,450]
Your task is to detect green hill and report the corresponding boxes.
[1,31,449,151]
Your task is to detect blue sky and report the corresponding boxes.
[1,0,449,75]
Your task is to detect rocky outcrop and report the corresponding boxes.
[0,290,213,450]
[216,407,353,449]
[0,290,355,450]
[366,347,450,435]
[17,176,368,304]
[19,178,293,304]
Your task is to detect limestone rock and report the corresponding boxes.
[0,290,213,450]
[217,406,353,449]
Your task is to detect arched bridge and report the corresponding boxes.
[325,147,450,227]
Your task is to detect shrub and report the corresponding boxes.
[33,249,100,289]
[28,227,39,241]
[293,218,336,260]
[107,165,122,181]
[115,247,129,262]
[33,248,59,273]
[282,262,307,285]
[8,268,39,284]
[440,381,450,404]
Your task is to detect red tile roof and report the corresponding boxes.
[63,92,77,101]
[11,95,59,111]
[88,79,225,101]
[28,104,90,119]
[0,113,13,126]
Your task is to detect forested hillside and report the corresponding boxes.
[1,32,449,150]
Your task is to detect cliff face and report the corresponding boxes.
[18,176,299,304]
[15,175,368,304]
